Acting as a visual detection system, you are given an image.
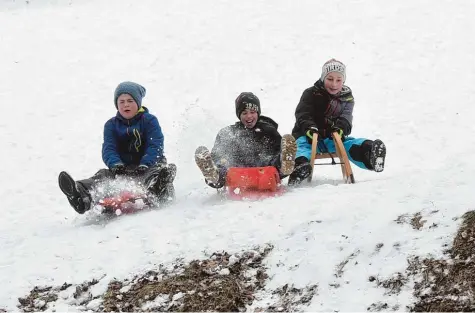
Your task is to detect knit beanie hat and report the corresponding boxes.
[235,92,261,118]
[114,81,147,109]
[321,59,346,82]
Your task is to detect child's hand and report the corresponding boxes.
[306,126,319,139]
[111,164,126,175]
[331,127,344,138]
[135,165,148,175]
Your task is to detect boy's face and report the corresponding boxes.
[240,109,258,129]
[117,94,139,119]
[323,72,344,95]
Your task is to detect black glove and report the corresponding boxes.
[331,127,344,139]
[111,164,126,176]
[134,165,148,176]
[306,126,319,140]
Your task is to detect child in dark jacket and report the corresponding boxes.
[289,59,386,185]
[194,92,297,189]
[58,81,177,214]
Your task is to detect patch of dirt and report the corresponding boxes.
[19,244,320,312]
[266,283,318,312]
[395,212,427,230]
[409,210,475,311]
[102,245,273,312]
[375,210,475,312]
[369,271,408,296]
[335,249,360,278]
[17,280,97,312]
[374,272,408,295]
[18,284,65,312]
[73,278,102,305]
[367,302,399,312]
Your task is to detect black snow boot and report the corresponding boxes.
[58,171,91,214]
[369,139,386,172]
[288,156,312,186]
[146,164,177,204]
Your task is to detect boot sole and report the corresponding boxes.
[58,171,86,214]
[58,171,78,199]
[195,146,219,184]
[370,140,386,172]
[280,134,297,176]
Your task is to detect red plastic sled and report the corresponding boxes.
[224,166,286,201]
[98,191,150,215]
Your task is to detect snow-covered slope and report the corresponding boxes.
[1,0,474,310]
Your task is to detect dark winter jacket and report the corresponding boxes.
[291,80,355,139]
[211,116,282,170]
[102,107,165,168]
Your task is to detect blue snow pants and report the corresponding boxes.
[295,136,369,170]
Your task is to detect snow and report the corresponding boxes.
[1,0,475,311]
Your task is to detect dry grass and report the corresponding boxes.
[102,247,272,312]
[370,210,475,311]
[395,212,427,230]
[409,210,475,311]
[264,283,318,312]
[17,245,281,312]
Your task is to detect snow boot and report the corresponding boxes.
[144,164,177,204]
[58,171,91,214]
[369,139,386,172]
[195,146,219,184]
[280,134,297,176]
[145,163,177,190]
[287,156,312,186]
[156,182,176,205]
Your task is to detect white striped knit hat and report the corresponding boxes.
[321,59,346,82]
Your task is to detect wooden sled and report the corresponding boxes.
[308,131,355,184]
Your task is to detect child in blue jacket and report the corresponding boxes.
[58,81,176,214]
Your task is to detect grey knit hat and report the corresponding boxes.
[114,81,146,109]
[321,59,346,82]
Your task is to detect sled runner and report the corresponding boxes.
[308,131,355,184]
[223,166,285,200]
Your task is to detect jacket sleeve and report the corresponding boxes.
[211,127,231,169]
[102,120,123,168]
[295,89,319,134]
[140,115,165,166]
[335,98,354,135]
[269,128,282,155]
[206,127,233,189]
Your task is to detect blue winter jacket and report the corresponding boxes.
[102,107,165,168]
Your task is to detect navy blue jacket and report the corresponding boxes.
[102,107,164,168]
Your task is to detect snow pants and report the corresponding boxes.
[77,162,176,202]
[295,135,371,170]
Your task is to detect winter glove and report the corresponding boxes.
[111,163,126,176]
[331,127,344,138]
[306,127,319,140]
[134,165,148,176]
[333,118,351,137]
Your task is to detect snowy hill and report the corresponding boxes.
[1,0,475,311]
